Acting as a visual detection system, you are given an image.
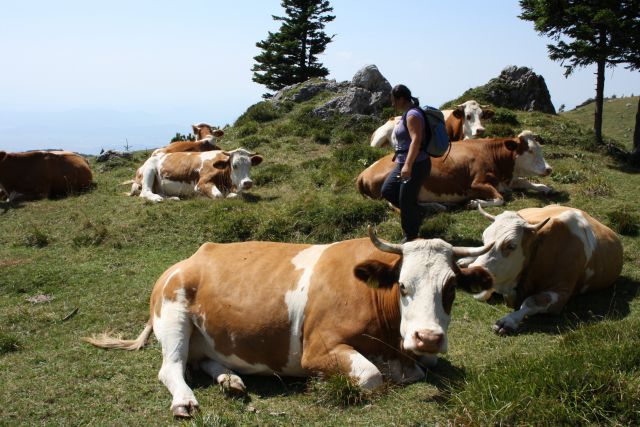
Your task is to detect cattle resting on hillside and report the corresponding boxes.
[463,205,623,334]
[0,150,92,201]
[370,100,495,149]
[128,148,263,203]
[85,227,493,417]
[357,130,553,209]
[153,123,224,155]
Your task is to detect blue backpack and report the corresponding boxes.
[402,106,451,158]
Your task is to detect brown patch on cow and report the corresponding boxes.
[513,206,623,312]
[158,153,204,184]
[156,140,221,155]
[441,276,456,315]
[456,266,494,294]
[0,151,92,199]
[445,112,464,141]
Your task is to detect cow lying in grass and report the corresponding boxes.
[0,150,92,201]
[463,205,623,335]
[370,100,495,149]
[128,148,262,203]
[85,227,493,417]
[357,130,553,209]
[153,123,225,155]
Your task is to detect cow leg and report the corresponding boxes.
[154,304,198,417]
[139,165,164,203]
[467,183,504,209]
[493,290,566,335]
[509,177,553,194]
[302,344,383,389]
[200,359,247,397]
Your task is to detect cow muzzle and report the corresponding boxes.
[474,127,486,137]
[543,167,553,176]
[241,180,253,190]
[412,330,444,354]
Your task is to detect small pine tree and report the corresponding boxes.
[252,0,335,94]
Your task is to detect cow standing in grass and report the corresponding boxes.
[464,205,623,334]
[85,227,493,417]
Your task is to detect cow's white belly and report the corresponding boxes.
[159,179,197,197]
[418,189,467,203]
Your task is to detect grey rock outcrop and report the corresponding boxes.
[96,149,132,162]
[270,65,392,119]
[483,66,556,114]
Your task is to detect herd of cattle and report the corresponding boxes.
[1,101,625,417]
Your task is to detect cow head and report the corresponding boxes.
[212,148,263,191]
[354,227,493,356]
[192,123,224,141]
[452,100,494,139]
[468,206,550,296]
[509,130,552,177]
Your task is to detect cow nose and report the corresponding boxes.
[414,330,444,353]
[475,128,486,136]
[544,167,553,176]
[242,180,253,190]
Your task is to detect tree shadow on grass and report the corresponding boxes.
[501,275,640,335]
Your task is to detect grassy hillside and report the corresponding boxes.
[1,87,639,426]
[562,96,639,150]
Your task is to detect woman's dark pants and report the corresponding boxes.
[380,159,431,241]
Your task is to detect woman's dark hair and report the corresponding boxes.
[391,84,420,107]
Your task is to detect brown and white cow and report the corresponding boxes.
[0,150,92,201]
[357,131,553,209]
[85,227,493,417]
[153,124,225,155]
[369,100,494,148]
[464,205,623,335]
[129,148,262,203]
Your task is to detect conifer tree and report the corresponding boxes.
[252,0,335,94]
[519,0,640,145]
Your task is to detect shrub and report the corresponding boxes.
[234,101,280,126]
[252,164,294,186]
[24,225,49,248]
[491,108,520,126]
[551,169,584,184]
[238,135,269,150]
[236,122,259,138]
[0,332,20,354]
[72,220,109,247]
[607,209,639,236]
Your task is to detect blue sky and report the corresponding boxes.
[1,0,638,154]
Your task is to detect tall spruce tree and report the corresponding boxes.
[519,0,640,145]
[252,0,335,94]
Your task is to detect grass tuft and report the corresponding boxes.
[607,209,640,236]
[0,332,21,354]
[24,224,50,248]
[309,373,370,407]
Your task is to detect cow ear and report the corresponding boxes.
[456,266,493,294]
[192,124,200,135]
[452,107,464,119]
[504,139,518,151]
[212,157,229,169]
[251,155,263,166]
[481,109,495,119]
[354,260,399,289]
[0,151,6,162]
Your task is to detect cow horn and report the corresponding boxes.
[524,217,550,232]
[477,205,496,221]
[368,225,402,254]
[452,242,494,259]
[480,104,491,109]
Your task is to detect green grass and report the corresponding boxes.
[562,96,639,151]
[1,88,639,425]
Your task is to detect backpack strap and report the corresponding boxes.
[401,107,430,153]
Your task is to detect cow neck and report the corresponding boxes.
[488,140,516,182]
[514,229,546,307]
[370,281,402,344]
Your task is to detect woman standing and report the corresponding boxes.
[381,84,431,242]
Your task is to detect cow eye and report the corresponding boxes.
[398,282,408,297]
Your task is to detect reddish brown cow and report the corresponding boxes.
[357,131,552,208]
[0,150,92,201]
[154,124,225,155]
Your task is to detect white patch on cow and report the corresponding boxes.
[468,198,505,208]
[513,131,552,177]
[509,177,553,194]
[397,239,455,355]
[469,211,529,295]
[283,244,330,376]
[211,185,223,198]
[370,118,399,149]
[496,291,559,332]
[557,210,597,262]
[159,179,197,197]
[152,288,199,412]
[227,148,256,192]
[348,352,383,389]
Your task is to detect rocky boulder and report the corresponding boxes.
[480,66,556,114]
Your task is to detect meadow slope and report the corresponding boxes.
[1,91,639,426]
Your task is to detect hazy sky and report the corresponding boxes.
[1,0,639,154]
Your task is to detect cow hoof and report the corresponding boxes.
[219,375,246,397]
[492,322,515,336]
[467,200,480,209]
[172,401,199,418]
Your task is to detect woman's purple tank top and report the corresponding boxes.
[394,108,427,164]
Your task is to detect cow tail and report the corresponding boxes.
[120,179,135,185]
[83,321,153,351]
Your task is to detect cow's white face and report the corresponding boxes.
[469,210,549,295]
[397,239,458,355]
[227,149,263,192]
[513,131,552,177]
[455,101,493,139]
